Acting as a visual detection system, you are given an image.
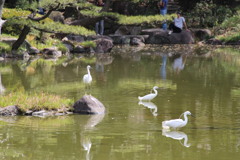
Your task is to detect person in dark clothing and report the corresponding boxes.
[95,0,104,35]
[168,11,189,34]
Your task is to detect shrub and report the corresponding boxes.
[187,1,233,28]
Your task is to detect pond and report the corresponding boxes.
[0,45,240,159]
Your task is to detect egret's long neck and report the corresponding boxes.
[0,73,2,84]
[87,68,91,75]
[183,113,188,124]
[153,88,158,95]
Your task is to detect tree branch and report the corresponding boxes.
[28,3,61,21]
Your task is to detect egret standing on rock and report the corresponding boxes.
[83,65,92,85]
[162,111,193,130]
[138,86,159,101]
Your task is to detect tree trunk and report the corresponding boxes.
[0,0,5,18]
[12,25,30,51]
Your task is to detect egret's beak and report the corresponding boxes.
[191,114,195,118]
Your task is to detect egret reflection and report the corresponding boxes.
[81,114,105,160]
[0,72,5,95]
[162,130,191,147]
[138,101,158,116]
[81,136,92,160]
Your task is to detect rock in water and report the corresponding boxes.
[0,105,22,116]
[73,95,105,114]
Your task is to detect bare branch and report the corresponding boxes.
[28,3,61,21]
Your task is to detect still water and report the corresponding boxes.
[0,45,240,159]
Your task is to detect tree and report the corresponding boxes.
[0,0,6,35]
[11,0,95,51]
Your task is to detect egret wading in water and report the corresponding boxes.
[83,65,92,92]
[162,111,193,130]
[138,86,159,101]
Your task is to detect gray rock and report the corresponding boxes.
[93,38,114,53]
[42,48,62,58]
[73,45,86,53]
[49,11,65,24]
[206,38,222,45]
[62,41,74,53]
[66,35,85,42]
[29,47,40,55]
[115,26,142,35]
[109,35,149,45]
[32,110,52,117]
[191,29,211,41]
[142,28,194,44]
[73,95,105,114]
[131,37,145,46]
[0,105,22,116]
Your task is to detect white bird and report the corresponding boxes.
[138,86,159,101]
[83,65,92,85]
[162,130,190,147]
[138,101,158,116]
[0,19,7,35]
[162,111,192,130]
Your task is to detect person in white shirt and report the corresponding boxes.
[168,11,188,34]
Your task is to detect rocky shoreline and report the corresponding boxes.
[2,27,238,60]
[0,95,106,117]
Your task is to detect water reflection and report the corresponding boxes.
[0,72,5,95]
[162,130,190,147]
[81,114,105,160]
[138,101,158,116]
[160,55,168,80]
[81,136,92,160]
[172,54,187,74]
[95,54,114,83]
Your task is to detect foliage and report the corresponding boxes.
[57,43,68,53]
[186,1,233,28]
[214,10,240,42]
[27,35,66,51]
[81,10,175,25]
[0,91,73,111]
[2,8,52,36]
[0,42,11,52]
[80,41,96,48]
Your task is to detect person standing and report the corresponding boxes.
[158,0,168,16]
[168,11,189,34]
[158,0,168,30]
[95,0,104,35]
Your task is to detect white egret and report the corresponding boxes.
[162,111,192,130]
[162,130,190,147]
[138,86,159,101]
[83,65,92,85]
[0,19,7,35]
[138,101,158,116]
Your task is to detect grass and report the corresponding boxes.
[0,42,11,52]
[80,41,96,48]
[0,91,74,112]
[80,10,175,25]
